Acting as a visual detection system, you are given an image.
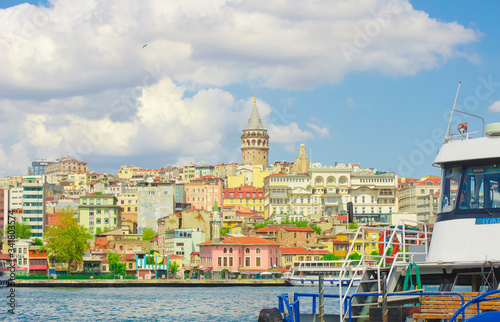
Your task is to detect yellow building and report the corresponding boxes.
[335,229,380,258]
[78,195,121,234]
[227,176,245,188]
[222,186,264,215]
[252,167,270,188]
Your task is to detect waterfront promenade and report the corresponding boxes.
[16,279,287,287]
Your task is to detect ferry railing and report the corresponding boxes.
[278,292,350,322]
[338,220,431,320]
[347,291,466,322]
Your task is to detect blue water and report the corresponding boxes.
[1,286,345,321]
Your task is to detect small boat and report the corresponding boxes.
[285,260,369,287]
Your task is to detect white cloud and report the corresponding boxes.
[0,0,479,96]
[0,0,482,175]
[489,101,500,112]
[0,77,329,174]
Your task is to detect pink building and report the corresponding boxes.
[198,235,281,279]
[184,176,223,211]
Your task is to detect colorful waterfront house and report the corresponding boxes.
[82,251,105,275]
[135,253,170,279]
[198,235,281,279]
[125,254,137,276]
[279,246,330,269]
[29,246,48,275]
[78,194,121,235]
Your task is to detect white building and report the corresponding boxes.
[137,182,175,233]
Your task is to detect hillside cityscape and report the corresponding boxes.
[0,99,440,279]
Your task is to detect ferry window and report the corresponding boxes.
[458,164,500,211]
[440,166,461,213]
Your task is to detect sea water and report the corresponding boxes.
[1,286,344,321]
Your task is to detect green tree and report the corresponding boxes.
[220,227,230,236]
[33,238,43,246]
[169,261,180,276]
[310,224,322,235]
[295,221,308,228]
[370,250,381,262]
[108,253,126,276]
[95,227,103,235]
[15,222,32,239]
[348,252,362,261]
[44,206,92,275]
[142,228,155,241]
[348,222,358,230]
[253,223,266,230]
[321,253,339,261]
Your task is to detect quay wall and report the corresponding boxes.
[15,279,288,287]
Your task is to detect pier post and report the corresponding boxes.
[319,274,324,322]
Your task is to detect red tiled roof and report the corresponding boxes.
[279,227,315,232]
[253,227,280,234]
[198,235,281,246]
[331,239,349,245]
[279,247,329,255]
[125,254,136,260]
[169,254,184,259]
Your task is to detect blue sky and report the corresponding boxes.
[1,0,499,179]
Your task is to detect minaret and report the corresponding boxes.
[212,201,221,242]
[293,143,309,174]
[241,97,269,168]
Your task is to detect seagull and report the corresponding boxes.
[142,44,148,49]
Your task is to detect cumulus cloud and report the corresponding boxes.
[0,0,479,96]
[489,101,500,112]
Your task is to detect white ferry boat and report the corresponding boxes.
[286,260,370,287]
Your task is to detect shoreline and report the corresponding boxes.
[14,279,289,287]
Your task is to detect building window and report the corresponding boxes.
[218,257,222,266]
[245,257,250,267]
[256,247,261,254]
[256,257,261,267]
[245,247,250,254]
[223,247,227,253]
[229,257,233,266]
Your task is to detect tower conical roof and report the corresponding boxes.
[245,98,265,130]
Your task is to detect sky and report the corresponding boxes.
[1,0,499,179]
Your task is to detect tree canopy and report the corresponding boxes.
[15,222,32,239]
[44,206,92,274]
[108,253,126,276]
[142,228,155,241]
[321,253,340,261]
[33,238,43,246]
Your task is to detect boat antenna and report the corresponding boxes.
[445,82,461,143]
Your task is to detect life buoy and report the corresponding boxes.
[378,230,400,263]
[417,233,431,245]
